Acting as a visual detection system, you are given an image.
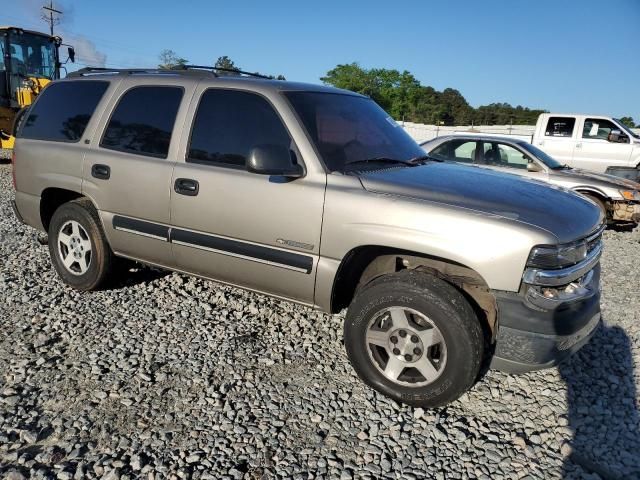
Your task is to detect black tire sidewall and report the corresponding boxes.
[344,271,483,407]
[48,201,110,291]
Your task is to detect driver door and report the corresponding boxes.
[170,86,326,305]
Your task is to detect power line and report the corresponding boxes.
[42,1,62,37]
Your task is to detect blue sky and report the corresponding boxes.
[5,0,639,120]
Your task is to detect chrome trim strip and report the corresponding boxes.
[523,242,603,286]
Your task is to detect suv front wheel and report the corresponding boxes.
[344,269,483,407]
[48,199,115,291]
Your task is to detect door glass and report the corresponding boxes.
[545,117,576,137]
[101,86,184,158]
[188,89,291,168]
[481,142,530,169]
[430,139,476,163]
[582,118,625,141]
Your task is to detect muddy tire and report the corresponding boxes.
[48,199,115,291]
[344,269,483,408]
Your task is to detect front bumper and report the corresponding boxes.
[490,264,601,373]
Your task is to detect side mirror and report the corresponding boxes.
[527,161,543,173]
[67,47,75,63]
[247,144,304,178]
[608,129,629,143]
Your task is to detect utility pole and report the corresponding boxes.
[42,1,62,36]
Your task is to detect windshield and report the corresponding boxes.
[614,119,640,140]
[519,142,565,169]
[8,32,57,79]
[285,91,425,171]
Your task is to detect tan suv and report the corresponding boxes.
[11,67,604,407]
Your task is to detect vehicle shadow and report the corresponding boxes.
[109,263,171,289]
[558,321,640,479]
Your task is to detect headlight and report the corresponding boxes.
[527,241,588,269]
[619,190,640,201]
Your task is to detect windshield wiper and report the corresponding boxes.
[344,157,414,167]
[408,155,442,165]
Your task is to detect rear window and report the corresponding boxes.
[100,86,183,158]
[544,116,576,137]
[20,81,109,142]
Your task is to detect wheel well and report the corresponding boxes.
[40,188,84,232]
[330,246,497,339]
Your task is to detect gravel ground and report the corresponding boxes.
[0,162,639,480]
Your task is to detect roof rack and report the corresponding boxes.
[169,65,271,79]
[67,65,272,80]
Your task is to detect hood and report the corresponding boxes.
[553,168,640,190]
[358,162,602,243]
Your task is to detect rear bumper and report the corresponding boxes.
[490,264,601,373]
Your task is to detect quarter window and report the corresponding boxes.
[430,139,477,163]
[544,117,576,137]
[188,89,291,168]
[101,86,183,158]
[582,118,622,141]
[20,81,109,142]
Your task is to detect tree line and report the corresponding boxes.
[158,53,637,128]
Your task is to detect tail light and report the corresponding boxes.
[11,149,17,189]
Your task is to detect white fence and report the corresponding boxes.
[399,121,640,144]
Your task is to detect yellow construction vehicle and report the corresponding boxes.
[0,26,74,159]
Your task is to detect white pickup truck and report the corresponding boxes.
[532,113,640,181]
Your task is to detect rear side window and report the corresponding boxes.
[544,117,576,137]
[101,86,183,158]
[431,139,476,163]
[188,89,291,168]
[20,81,108,142]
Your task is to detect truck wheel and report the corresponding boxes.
[48,199,115,291]
[344,269,483,407]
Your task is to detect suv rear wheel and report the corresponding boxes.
[344,269,483,407]
[48,199,115,290]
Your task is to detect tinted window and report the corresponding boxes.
[188,89,291,167]
[430,139,477,163]
[285,92,424,172]
[544,116,575,137]
[101,86,183,158]
[20,81,108,142]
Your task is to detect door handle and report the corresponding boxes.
[575,143,582,149]
[174,178,199,196]
[91,164,110,180]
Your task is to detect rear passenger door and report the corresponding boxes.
[170,87,326,305]
[83,78,194,267]
[535,116,577,166]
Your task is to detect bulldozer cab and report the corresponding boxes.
[1,27,65,156]
[1,27,60,108]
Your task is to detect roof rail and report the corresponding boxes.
[169,64,271,79]
[67,65,273,80]
[66,67,198,78]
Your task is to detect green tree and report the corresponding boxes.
[321,62,547,125]
[158,49,188,69]
[214,55,239,75]
[619,117,636,128]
